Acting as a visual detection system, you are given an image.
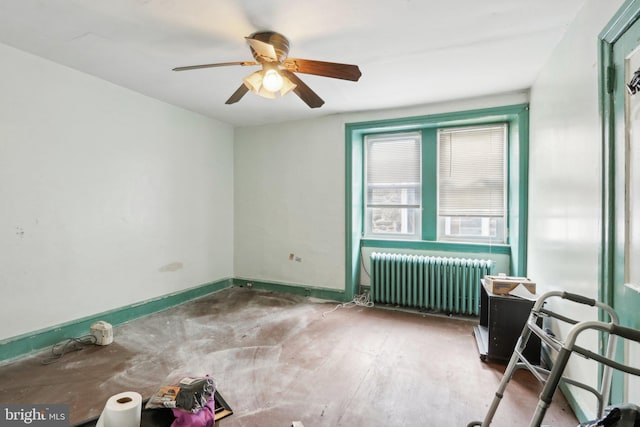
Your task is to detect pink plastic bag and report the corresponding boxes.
[170,397,216,427]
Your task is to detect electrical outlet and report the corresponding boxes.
[246,282,253,288]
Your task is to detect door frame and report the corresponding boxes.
[599,0,640,313]
[599,0,640,404]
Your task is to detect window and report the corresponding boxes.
[363,124,507,244]
[365,132,421,239]
[438,125,506,243]
[347,104,529,297]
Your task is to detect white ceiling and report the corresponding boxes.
[0,0,586,127]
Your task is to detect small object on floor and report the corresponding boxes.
[41,335,98,365]
[72,390,232,426]
[291,422,305,427]
[166,390,234,427]
[90,321,114,345]
[146,375,215,413]
[322,293,374,318]
[171,398,215,427]
[212,390,233,422]
[578,403,640,427]
[96,391,142,427]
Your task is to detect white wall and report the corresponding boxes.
[528,0,624,419]
[0,43,235,341]
[234,117,346,290]
[234,91,527,291]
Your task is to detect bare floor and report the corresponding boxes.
[0,287,578,426]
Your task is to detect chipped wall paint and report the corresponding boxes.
[159,262,184,272]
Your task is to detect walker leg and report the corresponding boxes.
[480,334,532,425]
[527,348,572,427]
[477,320,535,426]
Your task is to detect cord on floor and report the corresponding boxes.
[322,293,374,318]
[40,335,97,365]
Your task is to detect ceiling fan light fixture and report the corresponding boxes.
[243,71,276,99]
[257,86,277,99]
[262,68,283,92]
[242,71,263,94]
[280,76,297,96]
[242,68,296,99]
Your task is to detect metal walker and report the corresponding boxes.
[468,291,640,427]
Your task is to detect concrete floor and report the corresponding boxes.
[0,286,579,426]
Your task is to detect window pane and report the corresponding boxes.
[369,207,419,235]
[438,216,505,243]
[367,184,420,208]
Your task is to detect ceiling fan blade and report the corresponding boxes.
[245,38,278,62]
[280,70,324,108]
[173,61,258,72]
[225,84,249,105]
[283,58,362,81]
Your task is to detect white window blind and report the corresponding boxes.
[366,133,421,208]
[438,125,506,217]
[365,132,421,238]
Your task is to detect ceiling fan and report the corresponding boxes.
[172,31,362,108]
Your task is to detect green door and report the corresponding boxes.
[603,1,640,404]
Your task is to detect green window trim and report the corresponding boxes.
[422,127,438,241]
[345,104,529,299]
[361,238,511,255]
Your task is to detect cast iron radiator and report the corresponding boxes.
[369,252,494,315]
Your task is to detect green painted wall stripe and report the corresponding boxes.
[0,277,348,364]
[0,278,233,364]
[233,278,346,302]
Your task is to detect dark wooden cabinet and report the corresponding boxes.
[473,282,541,364]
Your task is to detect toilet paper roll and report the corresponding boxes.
[96,391,142,427]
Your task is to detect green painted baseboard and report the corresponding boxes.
[0,277,348,364]
[233,277,346,302]
[0,278,234,364]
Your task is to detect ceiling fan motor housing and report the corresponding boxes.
[249,31,290,63]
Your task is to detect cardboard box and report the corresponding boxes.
[483,275,536,295]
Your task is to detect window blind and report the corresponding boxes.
[366,133,421,208]
[438,125,506,216]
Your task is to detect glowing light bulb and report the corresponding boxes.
[262,69,283,92]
